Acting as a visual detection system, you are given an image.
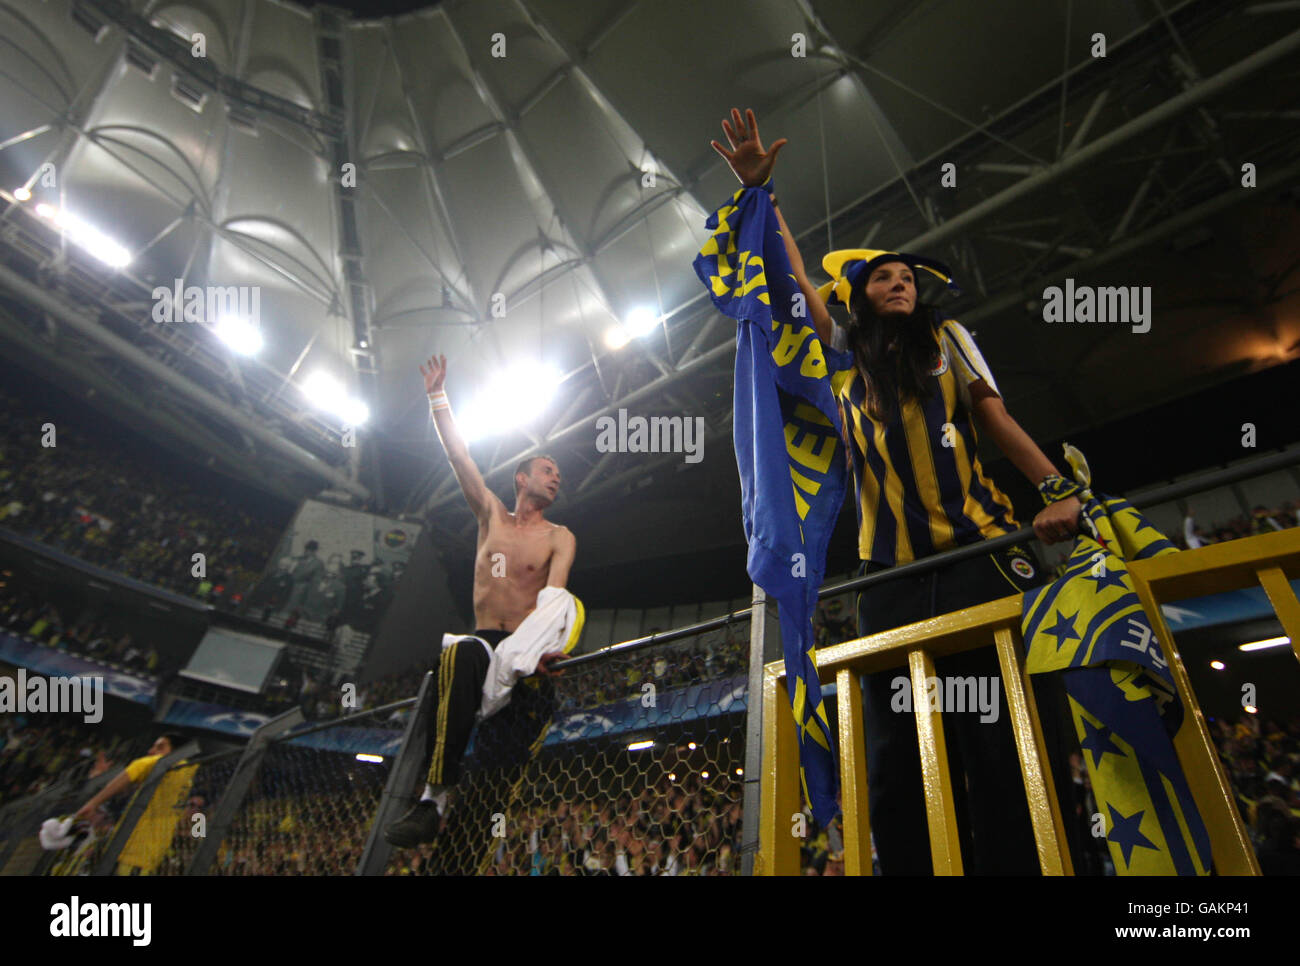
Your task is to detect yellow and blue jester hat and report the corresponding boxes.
[815,248,960,308]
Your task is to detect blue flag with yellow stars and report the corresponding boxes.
[692,184,855,824]
[1022,445,1211,875]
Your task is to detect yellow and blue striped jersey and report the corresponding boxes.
[834,318,1019,565]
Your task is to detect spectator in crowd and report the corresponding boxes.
[1252,505,1285,535]
[71,733,183,822]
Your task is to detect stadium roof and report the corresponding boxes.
[1,0,1298,565]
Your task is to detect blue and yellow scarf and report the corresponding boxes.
[1025,446,1212,874]
[693,185,854,823]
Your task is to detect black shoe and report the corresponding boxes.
[384,801,442,848]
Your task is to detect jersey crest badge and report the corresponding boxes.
[1010,556,1035,580]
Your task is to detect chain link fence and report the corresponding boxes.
[139,750,240,876]
[1,604,858,876]
[382,621,750,876]
[208,740,387,876]
[0,772,104,875]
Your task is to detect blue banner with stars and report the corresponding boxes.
[1023,471,1211,875]
[692,185,854,824]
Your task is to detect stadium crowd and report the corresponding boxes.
[1213,713,1300,875]
[799,811,847,876]
[1181,501,1300,549]
[554,628,748,712]
[0,717,128,807]
[1043,494,1300,577]
[205,783,380,877]
[385,770,746,876]
[0,385,286,605]
[1,580,170,677]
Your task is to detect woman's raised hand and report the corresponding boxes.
[710,107,787,188]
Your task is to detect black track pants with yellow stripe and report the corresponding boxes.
[426,635,496,787]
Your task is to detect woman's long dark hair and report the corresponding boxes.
[844,281,943,423]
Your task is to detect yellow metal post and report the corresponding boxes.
[759,532,1296,878]
[1255,565,1300,663]
[993,625,1073,875]
[1128,571,1260,875]
[759,665,802,875]
[908,648,963,875]
[835,668,872,875]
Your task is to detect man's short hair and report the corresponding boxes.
[304,540,319,552]
[514,455,558,493]
[157,733,184,752]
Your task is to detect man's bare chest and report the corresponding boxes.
[480,520,553,573]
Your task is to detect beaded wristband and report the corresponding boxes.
[1038,473,1084,507]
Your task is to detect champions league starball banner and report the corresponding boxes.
[460,674,750,757]
[159,697,405,756]
[243,500,423,645]
[158,697,272,736]
[0,631,157,705]
[160,676,749,759]
[540,674,749,748]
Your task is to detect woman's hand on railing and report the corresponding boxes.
[1032,495,1083,544]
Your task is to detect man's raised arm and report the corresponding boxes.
[73,768,134,822]
[423,354,495,522]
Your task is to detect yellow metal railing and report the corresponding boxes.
[759,527,1300,875]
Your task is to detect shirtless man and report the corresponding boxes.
[384,354,577,848]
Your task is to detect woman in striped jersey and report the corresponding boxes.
[713,108,1081,875]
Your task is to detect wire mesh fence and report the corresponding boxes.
[144,751,241,876]
[0,727,176,877]
[208,723,395,876]
[386,620,751,876]
[1,602,855,877]
[0,777,101,876]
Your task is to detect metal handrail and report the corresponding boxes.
[819,444,1300,599]
[555,608,752,670]
[556,444,1300,670]
[271,697,418,742]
